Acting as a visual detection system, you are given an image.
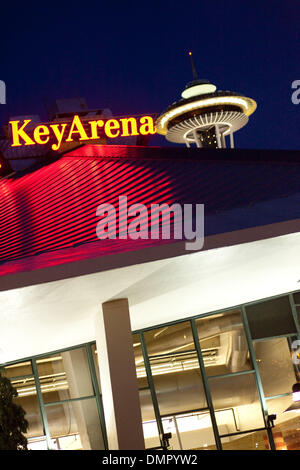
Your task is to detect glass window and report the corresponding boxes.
[214,408,240,435]
[36,348,94,403]
[139,388,156,422]
[245,296,296,340]
[139,388,160,449]
[2,344,106,450]
[3,361,32,379]
[133,333,148,389]
[266,395,300,450]
[144,322,196,357]
[293,292,300,305]
[144,322,206,415]
[46,397,105,450]
[141,419,161,449]
[138,387,160,448]
[162,412,216,450]
[296,307,300,327]
[150,352,207,416]
[221,430,270,450]
[209,373,265,433]
[13,383,44,439]
[27,437,48,450]
[195,310,252,377]
[255,337,298,397]
[91,343,101,393]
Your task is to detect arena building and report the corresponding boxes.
[0,88,299,451]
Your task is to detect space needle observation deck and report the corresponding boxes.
[155,53,257,149]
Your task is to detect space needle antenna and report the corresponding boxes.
[188,51,198,80]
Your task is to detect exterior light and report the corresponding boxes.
[181,83,217,99]
[284,383,300,412]
[156,95,257,135]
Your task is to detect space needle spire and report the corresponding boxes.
[188,51,198,80]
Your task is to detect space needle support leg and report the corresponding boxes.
[230,132,234,149]
[215,125,222,149]
[221,133,226,148]
[193,130,201,148]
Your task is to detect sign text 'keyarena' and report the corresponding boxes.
[9,115,156,151]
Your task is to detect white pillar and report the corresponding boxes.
[230,132,235,148]
[95,298,145,450]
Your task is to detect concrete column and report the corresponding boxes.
[95,298,145,450]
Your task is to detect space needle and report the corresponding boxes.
[156,52,257,148]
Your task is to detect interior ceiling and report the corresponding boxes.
[0,231,300,364]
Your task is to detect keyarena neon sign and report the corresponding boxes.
[9,115,156,151]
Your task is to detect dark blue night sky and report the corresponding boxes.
[0,1,299,150]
